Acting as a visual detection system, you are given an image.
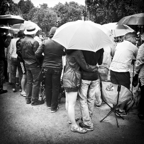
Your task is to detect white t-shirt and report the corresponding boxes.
[110,40,138,72]
[9,38,19,59]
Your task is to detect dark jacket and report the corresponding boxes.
[0,35,10,61]
[81,49,104,80]
[20,35,39,66]
[35,39,64,69]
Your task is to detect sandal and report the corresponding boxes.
[71,125,87,134]
[20,92,27,97]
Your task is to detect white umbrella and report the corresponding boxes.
[11,20,41,32]
[52,20,113,52]
[103,23,134,37]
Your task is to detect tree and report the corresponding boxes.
[29,6,57,35]
[0,0,21,15]
[85,0,144,24]
[53,2,84,26]
[18,0,34,20]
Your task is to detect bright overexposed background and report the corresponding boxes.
[13,0,85,7]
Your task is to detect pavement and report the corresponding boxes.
[0,82,144,144]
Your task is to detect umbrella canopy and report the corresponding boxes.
[114,24,134,37]
[103,23,134,37]
[52,20,113,52]
[0,14,24,25]
[11,20,41,32]
[0,26,10,30]
[118,13,144,25]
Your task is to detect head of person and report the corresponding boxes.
[24,25,37,38]
[17,30,24,38]
[49,27,57,38]
[124,32,137,45]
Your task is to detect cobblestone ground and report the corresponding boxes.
[0,83,144,144]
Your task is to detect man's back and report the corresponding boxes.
[81,49,104,80]
[110,40,137,72]
[37,39,64,69]
[21,36,39,66]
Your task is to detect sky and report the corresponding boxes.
[13,0,85,7]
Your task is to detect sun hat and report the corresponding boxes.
[49,27,57,38]
[24,25,38,35]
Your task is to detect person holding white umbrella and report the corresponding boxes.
[52,20,113,133]
[63,49,98,134]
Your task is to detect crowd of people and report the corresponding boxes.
[0,24,144,134]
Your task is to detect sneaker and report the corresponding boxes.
[31,100,44,106]
[0,89,8,94]
[26,99,31,104]
[51,106,59,113]
[79,122,94,131]
[12,88,16,92]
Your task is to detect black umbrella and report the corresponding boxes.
[118,13,144,25]
[0,14,24,25]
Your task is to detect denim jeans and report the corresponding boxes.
[25,63,41,102]
[0,60,4,89]
[79,79,99,128]
[44,67,62,111]
[11,58,22,88]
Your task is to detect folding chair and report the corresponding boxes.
[98,73,133,127]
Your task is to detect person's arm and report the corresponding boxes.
[135,44,144,74]
[35,40,44,57]
[74,51,97,72]
[8,40,13,58]
[16,39,23,60]
[98,48,104,65]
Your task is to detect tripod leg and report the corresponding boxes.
[114,112,119,127]
[100,110,113,122]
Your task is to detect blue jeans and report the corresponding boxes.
[25,63,41,102]
[44,67,62,111]
[79,79,98,128]
[11,58,22,88]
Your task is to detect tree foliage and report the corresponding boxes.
[85,0,144,24]
[53,2,84,26]
[18,0,34,20]
[1,0,143,35]
[0,0,21,15]
[28,5,57,35]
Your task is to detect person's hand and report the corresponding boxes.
[131,59,136,65]
[132,74,139,87]
[91,66,98,72]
